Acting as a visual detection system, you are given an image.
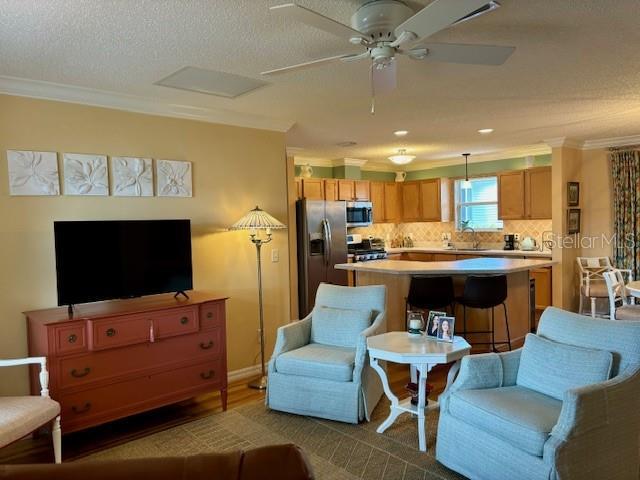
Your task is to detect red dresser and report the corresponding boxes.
[25,292,228,434]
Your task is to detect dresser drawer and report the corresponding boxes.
[88,315,150,351]
[200,301,225,331]
[53,324,87,355]
[153,306,199,339]
[59,358,223,426]
[57,328,223,389]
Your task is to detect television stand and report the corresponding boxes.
[25,292,228,434]
[174,290,190,300]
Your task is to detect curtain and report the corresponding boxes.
[610,149,640,278]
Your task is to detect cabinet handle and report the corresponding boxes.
[106,328,116,337]
[180,316,189,325]
[206,312,213,319]
[68,334,77,344]
[200,340,214,350]
[200,370,215,380]
[72,402,91,414]
[70,367,91,378]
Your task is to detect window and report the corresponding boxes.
[455,177,503,231]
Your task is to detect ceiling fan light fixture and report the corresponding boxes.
[389,148,415,165]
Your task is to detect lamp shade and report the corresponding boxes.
[230,206,286,230]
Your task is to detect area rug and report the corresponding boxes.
[85,398,464,480]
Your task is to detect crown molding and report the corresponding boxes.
[293,156,334,167]
[582,134,640,150]
[0,75,294,133]
[543,137,584,149]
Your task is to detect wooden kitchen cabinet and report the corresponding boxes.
[370,181,386,223]
[433,253,457,261]
[324,179,338,201]
[531,267,552,310]
[301,178,324,200]
[525,166,552,219]
[405,252,434,262]
[337,180,370,201]
[401,182,421,222]
[384,182,401,223]
[337,180,355,201]
[419,178,451,222]
[498,171,526,219]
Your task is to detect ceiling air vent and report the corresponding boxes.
[155,66,268,99]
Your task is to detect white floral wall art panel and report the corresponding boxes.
[63,153,108,196]
[156,159,192,197]
[111,157,153,197]
[7,150,60,196]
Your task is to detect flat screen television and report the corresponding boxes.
[54,219,193,306]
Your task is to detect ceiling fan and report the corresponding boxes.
[262,0,515,112]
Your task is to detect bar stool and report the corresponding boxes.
[456,275,511,351]
[406,276,455,315]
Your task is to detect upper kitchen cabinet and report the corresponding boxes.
[338,180,370,201]
[324,179,338,201]
[301,178,325,200]
[419,178,451,222]
[384,182,401,223]
[498,171,526,219]
[401,182,421,222]
[370,181,386,223]
[498,167,552,220]
[525,166,552,219]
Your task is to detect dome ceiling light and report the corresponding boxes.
[388,148,416,165]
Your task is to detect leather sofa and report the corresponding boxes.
[0,444,314,480]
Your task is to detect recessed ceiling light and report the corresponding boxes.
[394,130,409,137]
[478,128,494,134]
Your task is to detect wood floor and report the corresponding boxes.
[0,363,450,465]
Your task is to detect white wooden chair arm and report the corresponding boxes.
[0,356,50,397]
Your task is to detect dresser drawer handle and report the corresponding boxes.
[180,317,189,325]
[68,334,78,344]
[106,328,116,337]
[206,312,213,319]
[200,340,214,350]
[200,370,215,380]
[70,367,91,378]
[72,402,91,414]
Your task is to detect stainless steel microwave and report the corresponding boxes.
[346,201,373,227]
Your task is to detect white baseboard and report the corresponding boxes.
[227,364,262,383]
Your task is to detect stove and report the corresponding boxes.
[347,234,387,262]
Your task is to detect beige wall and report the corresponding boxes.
[580,148,613,258]
[0,94,290,395]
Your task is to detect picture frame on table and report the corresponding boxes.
[426,311,446,338]
[567,182,580,206]
[437,316,455,343]
[567,208,581,234]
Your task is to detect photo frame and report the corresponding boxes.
[437,316,455,343]
[567,181,580,206]
[567,208,581,234]
[426,311,447,338]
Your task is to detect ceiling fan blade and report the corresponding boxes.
[394,0,492,42]
[270,3,365,41]
[340,52,370,63]
[261,54,355,75]
[409,43,515,65]
[372,61,397,95]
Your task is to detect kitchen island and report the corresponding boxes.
[335,257,555,349]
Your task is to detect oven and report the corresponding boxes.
[346,201,373,227]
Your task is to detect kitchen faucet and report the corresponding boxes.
[461,225,480,250]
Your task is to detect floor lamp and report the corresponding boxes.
[231,206,286,390]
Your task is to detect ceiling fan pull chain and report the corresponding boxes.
[370,61,376,115]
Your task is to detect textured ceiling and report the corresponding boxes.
[1,0,640,166]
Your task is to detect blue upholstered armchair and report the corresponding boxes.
[436,307,640,480]
[267,284,386,423]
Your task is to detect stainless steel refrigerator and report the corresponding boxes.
[297,199,348,317]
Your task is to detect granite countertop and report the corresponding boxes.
[335,257,555,275]
[386,246,553,258]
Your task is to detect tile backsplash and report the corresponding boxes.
[353,219,552,247]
